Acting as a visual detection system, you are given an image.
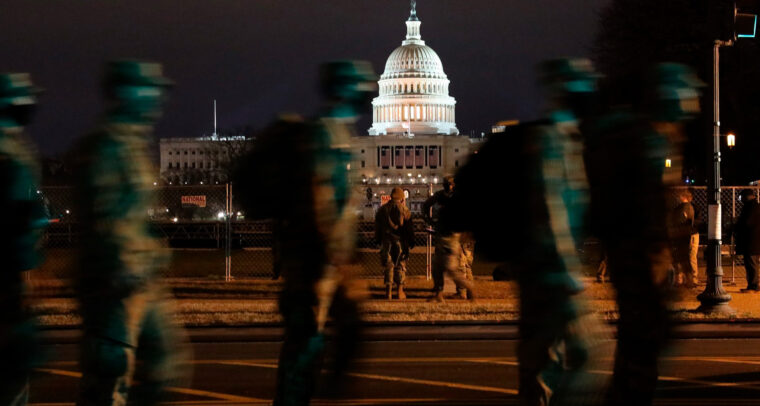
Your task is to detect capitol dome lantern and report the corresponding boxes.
[368,2,459,136]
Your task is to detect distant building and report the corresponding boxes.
[491,120,520,134]
[159,133,252,185]
[349,3,481,213]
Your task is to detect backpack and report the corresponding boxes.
[234,116,310,220]
[441,122,540,262]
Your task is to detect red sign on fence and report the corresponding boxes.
[380,194,391,206]
[181,195,207,207]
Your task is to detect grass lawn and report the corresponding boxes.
[29,275,759,327]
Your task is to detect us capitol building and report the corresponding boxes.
[350,2,481,212]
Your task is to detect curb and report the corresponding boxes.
[40,322,760,344]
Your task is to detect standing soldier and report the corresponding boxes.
[375,187,415,300]
[71,60,188,406]
[0,73,46,406]
[669,189,698,288]
[423,175,475,302]
[236,61,378,405]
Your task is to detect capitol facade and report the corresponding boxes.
[350,2,480,212]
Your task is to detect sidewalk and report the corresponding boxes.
[29,276,760,327]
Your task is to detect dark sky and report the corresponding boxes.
[1,0,609,156]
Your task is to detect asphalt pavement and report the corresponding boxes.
[29,324,760,405]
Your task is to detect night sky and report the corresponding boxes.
[1,0,609,156]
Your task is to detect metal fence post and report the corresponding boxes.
[225,183,232,281]
[426,182,433,281]
[731,187,736,285]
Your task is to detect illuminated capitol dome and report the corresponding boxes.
[368,2,459,136]
[351,1,478,216]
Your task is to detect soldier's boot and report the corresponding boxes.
[385,285,393,300]
[459,280,477,302]
[427,291,445,303]
[454,289,467,300]
[397,285,406,300]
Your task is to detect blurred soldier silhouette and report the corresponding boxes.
[423,175,475,302]
[375,187,414,300]
[71,60,189,406]
[236,60,377,405]
[444,58,600,405]
[585,63,702,406]
[0,73,46,406]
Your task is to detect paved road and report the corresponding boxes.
[29,326,760,405]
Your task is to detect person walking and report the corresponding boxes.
[586,63,703,405]
[71,60,189,406]
[0,73,46,406]
[670,189,699,288]
[236,61,378,405]
[375,187,414,300]
[423,175,475,302]
[736,189,760,292]
[441,58,601,405]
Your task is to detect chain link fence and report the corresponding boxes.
[34,185,757,283]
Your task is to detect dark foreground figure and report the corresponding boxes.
[585,63,703,405]
[236,60,377,405]
[0,73,46,406]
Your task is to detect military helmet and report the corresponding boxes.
[391,187,405,201]
[0,73,42,110]
[652,63,704,99]
[649,63,704,122]
[319,60,378,101]
[104,60,173,91]
[538,58,600,94]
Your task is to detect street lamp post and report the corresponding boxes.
[697,39,735,314]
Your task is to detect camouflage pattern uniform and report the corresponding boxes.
[444,59,598,405]
[0,73,46,406]
[516,112,590,406]
[423,183,475,300]
[72,61,188,406]
[232,61,376,405]
[375,190,414,298]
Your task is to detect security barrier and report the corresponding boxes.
[34,185,759,282]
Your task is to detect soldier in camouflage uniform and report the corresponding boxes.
[423,175,475,302]
[516,58,598,406]
[234,61,377,405]
[441,59,599,405]
[375,187,414,300]
[0,73,46,406]
[72,60,188,406]
[585,63,702,405]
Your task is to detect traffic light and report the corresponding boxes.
[736,0,759,39]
